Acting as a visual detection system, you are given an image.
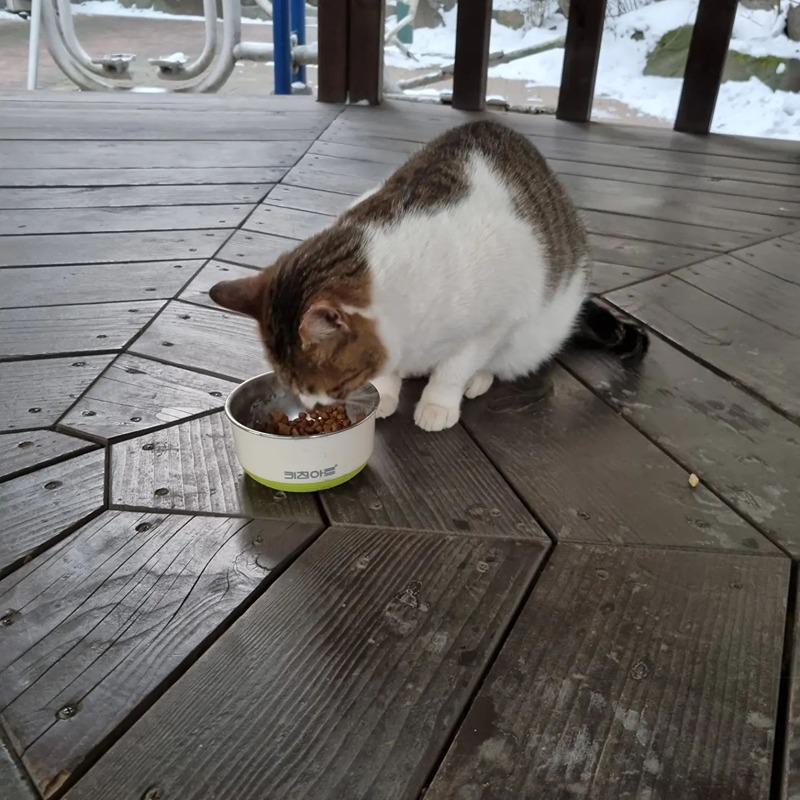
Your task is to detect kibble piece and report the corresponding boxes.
[688,473,700,488]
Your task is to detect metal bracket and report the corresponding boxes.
[149,52,190,79]
[92,53,135,77]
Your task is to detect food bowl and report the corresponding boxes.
[224,372,380,493]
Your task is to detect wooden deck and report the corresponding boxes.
[0,92,798,800]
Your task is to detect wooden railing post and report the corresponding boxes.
[674,0,737,134]
[556,0,608,122]
[348,0,386,104]
[451,0,492,112]
[317,0,349,102]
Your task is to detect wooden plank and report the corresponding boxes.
[0,430,96,482]
[0,204,253,236]
[0,167,288,188]
[566,182,799,237]
[61,526,547,800]
[551,157,800,204]
[0,735,36,800]
[0,120,332,143]
[558,170,800,220]
[460,366,778,553]
[0,140,310,170]
[451,0,493,111]
[582,210,771,253]
[561,335,800,558]
[0,450,105,578]
[606,276,800,420]
[178,261,260,310]
[0,300,165,360]
[588,234,710,272]
[0,510,323,799]
[347,0,386,105]
[731,235,800,284]
[588,262,653,294]
[283,164,379,196]
[0,184,271,210]
[0,355,113,431]
[425,544,789,800]
[110,411,320,522]
[0,261,202,309]
[0,230,229,268]
[216,230,301,268]
[317,0,349,103]
[243,203,333,241]
[130,301,268,381]
[675,0,738,134]
[310,138,414,165]
[325,114,800,183]
[294,152,397,182]
[265,184,351,216]
[501,108,800,163]
[557,0,607,121]
[322,382,545,540]
[677,255,800,338]
[59,354,236,443]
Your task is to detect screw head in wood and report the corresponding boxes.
[56,704,78,720]
[45,481,62,490]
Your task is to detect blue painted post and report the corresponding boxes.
[291,0,307,87]
[397,2,413,45]
[273,0,292,94]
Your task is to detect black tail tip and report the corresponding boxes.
[615,322,649,364]
[572,298,650,365]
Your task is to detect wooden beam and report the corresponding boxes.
[347,0,385,105]
[674,0,737,134]
[317,0,349,103]
[451,0,492,112]
[556,0,608,122]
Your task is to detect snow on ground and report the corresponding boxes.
[387,0,800,140]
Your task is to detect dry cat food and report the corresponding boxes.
[252,404,364,437]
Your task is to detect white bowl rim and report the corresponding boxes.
[224,371,380,441]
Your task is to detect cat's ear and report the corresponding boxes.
[209,270,271,319]
[299,301,349,348]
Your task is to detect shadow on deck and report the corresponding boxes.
[0,92,799,800]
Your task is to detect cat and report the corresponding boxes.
[209,119,648,432]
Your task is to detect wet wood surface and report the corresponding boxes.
[0,450,105,578]
[110,411,320,523]
[0,511,322,798]
[61,527,548,800]
[129,300,267,381]
[0,430,97,481]
[0,300,165,360]
[1,93,798,800]
[425,544,789,800]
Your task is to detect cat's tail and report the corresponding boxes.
[569,297,649,363]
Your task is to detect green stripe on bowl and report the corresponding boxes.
[244,463,367,493]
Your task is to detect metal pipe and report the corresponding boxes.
[26,0,43,89]
[272,0,292,94]
[290,0,306,86]
[54,0,109,76]
[41,0,117,90]
[174,0,218,79]
[183,0,241,92]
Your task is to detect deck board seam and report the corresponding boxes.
[600,301,800,428]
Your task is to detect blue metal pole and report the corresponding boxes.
[273,0,292,94]
[291,0,306,87]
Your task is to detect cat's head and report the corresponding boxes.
[209,231,387,407]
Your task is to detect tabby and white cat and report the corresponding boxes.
[210,119,647,432]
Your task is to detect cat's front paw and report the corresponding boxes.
[414,401,460,432]
[377,393,399,419]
